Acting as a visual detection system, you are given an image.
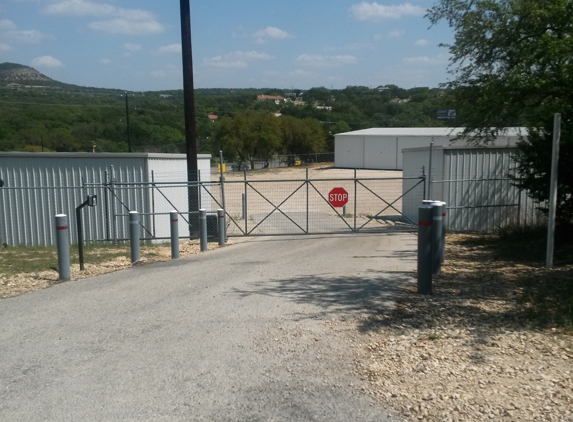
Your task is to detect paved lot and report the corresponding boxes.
[0,233,416,421]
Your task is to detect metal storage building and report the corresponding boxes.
[402,145,543,232]
[0,152,212,246]
[334,127,523,170]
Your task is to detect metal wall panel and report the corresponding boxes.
[147,154,212,240]
[0,153,212,246]
[402,147,544,232]
[334,135,364,168]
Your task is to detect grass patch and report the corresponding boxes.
[0,243,136,277]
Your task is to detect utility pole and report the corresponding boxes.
[179,0,199,237]
[125,92,132,152]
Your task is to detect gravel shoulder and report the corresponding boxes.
[351,233,573,421]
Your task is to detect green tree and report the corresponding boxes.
[280,116,326,158]
[428,0,573,223]
[217,110,281,169]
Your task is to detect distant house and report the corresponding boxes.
[256,94,285,105]
[159,94,173,99]
[208,114,219,121]
[8,83,20,91]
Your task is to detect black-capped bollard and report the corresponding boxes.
[417,204,433,295]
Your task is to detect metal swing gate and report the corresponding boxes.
[223,172,425,236]
[87,172,424,242]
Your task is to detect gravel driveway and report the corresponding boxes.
[0,233,416,421]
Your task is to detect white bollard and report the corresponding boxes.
[55,214,71,281]
[170,210,179,259]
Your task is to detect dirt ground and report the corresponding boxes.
[351,233,573,422]
[0,239,247,298]
[222,163,401,181]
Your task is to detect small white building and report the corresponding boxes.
[334,127,524,170]
[0,152,212,246]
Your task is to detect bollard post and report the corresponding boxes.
[55,214,71,281]
[129,211,140,263]
[170,210,179,259]
[217,209,226,246]
[199,209,208,251]
[417,205,433,295]
[440,201,447,264]
[431,201,444,275]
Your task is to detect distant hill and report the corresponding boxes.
[0,62,76,88]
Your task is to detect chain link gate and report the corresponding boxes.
[86,172,424,242]
[223,173,424,236]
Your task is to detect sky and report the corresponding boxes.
[0,0,454,91]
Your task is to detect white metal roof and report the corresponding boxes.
[336,127,526,137]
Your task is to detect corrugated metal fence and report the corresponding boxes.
[431,148,545,232]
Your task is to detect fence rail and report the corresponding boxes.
[0,166,547,246]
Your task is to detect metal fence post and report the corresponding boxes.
[417,205,433,295]
[199,209,208,251]
[219,150,226,216]
[55,214,71,281]
[353,168,357,232]
[129,211,140,263]
[306,167,309,233]
[243,170,248,234]
[170,210,179,259]
[217,208,226,246]
[110,165,118,246]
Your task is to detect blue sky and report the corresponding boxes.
[0,0,454,91]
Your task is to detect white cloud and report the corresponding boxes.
[158,44,181,54]
[375,30,404,40]
[254,26,292,43]
[31,55,64,68]
[4,29,52,43]
[124,43,141,52]
[0,43,10,51]
[150,64,180,79]
[0,19,18,31]
[100,58,111,64]
[403,54,448,65]
[89,17,162,36]
[350,2,425,22]
[42,0,164,36]
[42,0,115,17]
[295,54,357,68]
[202,51,271,69]
[415,39,429,46]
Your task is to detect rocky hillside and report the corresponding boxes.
[0,62,67,87]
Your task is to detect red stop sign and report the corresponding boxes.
[328,187,349,207]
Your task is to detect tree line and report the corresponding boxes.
[0,84,454,162]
